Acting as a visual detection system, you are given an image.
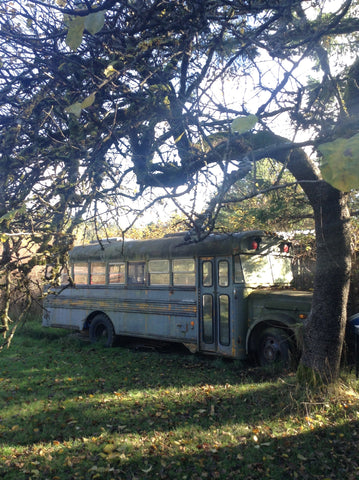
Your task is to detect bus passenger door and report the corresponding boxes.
[199,257,234,356]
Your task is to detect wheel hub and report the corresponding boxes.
[263,337,280,362]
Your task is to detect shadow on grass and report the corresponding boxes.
[1,354,293,446]
[2,418,359,480]
[0,326,292,434]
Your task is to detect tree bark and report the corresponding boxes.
[287,151,352,382]
[300,183,352,381]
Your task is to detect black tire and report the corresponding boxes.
[89,314,115,347]
[257,327,291,367]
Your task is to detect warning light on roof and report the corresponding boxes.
[280,242,291,253]
[249,237,261,250]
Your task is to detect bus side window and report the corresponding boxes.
[149,259,170,285]
[128,262,146,285]
[73,263,89,285]
[173,259,195,286]
[219,294,230,345]
[90,262,106,285]
[218,260,229,287]
[109,263,125,284]
[202,261,213,287]
[202,294,213,343]
[234,255,244,283]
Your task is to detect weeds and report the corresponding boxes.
[0,318,358,479]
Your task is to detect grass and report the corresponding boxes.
[0,318,359,480]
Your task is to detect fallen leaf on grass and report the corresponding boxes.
[141,465,152,473]
[103,444,116,454]
[297,453,307,461]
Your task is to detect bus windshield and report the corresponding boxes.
[240,254,293,286]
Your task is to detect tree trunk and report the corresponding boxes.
[299,183,352,382]
[251,135,353,383]
[285,149,352,383]
[0,239,11,339]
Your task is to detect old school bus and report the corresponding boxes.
[43,231,313,365]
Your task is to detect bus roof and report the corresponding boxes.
[69,231,285,262]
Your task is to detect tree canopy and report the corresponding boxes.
[1,0,358,225]
[1,0,359,381]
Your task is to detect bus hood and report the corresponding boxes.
[248,289,313,319]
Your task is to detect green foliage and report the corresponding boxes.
[127,217,187,240]
[318,133,359,191]
[65,15,85,51]
[84,11,105,36]
[65,92,96,118]
[74,213,188,243]
[0,319,358,479]
[65,10,105,51]
[231,114,258,134]
[0,205,26,228]
[216,159,313,232]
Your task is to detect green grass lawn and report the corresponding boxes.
[0,318,359,480]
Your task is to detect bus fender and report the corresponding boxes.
[246,314,301,358]
[83,311,109,331]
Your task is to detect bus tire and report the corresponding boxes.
[89,314,115,347]
[257,327,291,367]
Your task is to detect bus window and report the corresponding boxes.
[202,261,213,287]
[218,260,229,287]
[219,294,230,346]
[173,259,195,286]
[202,294,213,343]
[73,263,88,285]
[269,255,293,284]
[109,263,125,284]
[241,255,273,286]
[90,262,106,285]
[128,262,146,285]
[149,259,170,285]
[234,255,244,283]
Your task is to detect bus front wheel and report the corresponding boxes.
[257,327,291,367]
[89,314,115,347]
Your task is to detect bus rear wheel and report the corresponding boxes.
[89,314,115,347]
[257,327,291,367]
